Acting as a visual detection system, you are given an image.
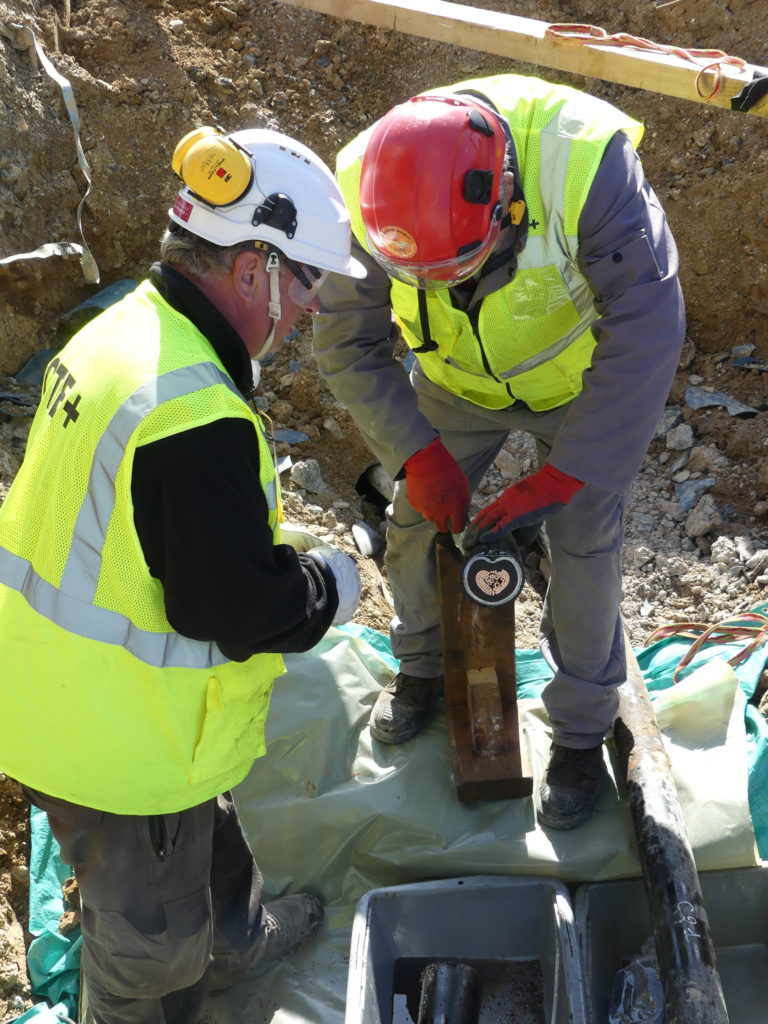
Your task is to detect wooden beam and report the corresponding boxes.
[435,534,533,803]
[275,0,768,116]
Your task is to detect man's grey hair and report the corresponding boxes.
[159,224,257,277]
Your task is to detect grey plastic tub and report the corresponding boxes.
[345,874,587,1024]
[575,863,768,1023]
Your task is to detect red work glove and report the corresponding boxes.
[466,463,584,546]
[404,437,470,534]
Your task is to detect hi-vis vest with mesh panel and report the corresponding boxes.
[337,74,644,411]
[0,281,285,814]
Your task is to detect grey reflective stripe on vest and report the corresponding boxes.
[0,545,227,668]
[62,362,243,600]
[496,312,595,380]
[488,101,599,380]
[0,361,252,670]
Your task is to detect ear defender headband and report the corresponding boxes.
[171,126,254,207]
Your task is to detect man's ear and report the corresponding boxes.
[232,248,264,304]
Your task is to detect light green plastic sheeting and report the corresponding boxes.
[21,620,765,1023]
[636,601,768,848]
[200,624,758,1024]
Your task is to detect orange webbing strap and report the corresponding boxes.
[645,611,768,684]
[545,23,747,99]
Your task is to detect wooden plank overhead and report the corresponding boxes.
[275,0,768,116]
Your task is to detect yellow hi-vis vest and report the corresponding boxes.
[0,281,284,814]
[337,74,644,411]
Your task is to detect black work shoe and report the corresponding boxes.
[369,673,443,744]
[536,743,606,830]
[209,894,324,992]
[261,893,324,962]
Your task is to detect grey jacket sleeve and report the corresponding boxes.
[312,241,438,478]
[547,132,686,493]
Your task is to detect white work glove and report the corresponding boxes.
[279,522,325,552]
[306,545,361,625]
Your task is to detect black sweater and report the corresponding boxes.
[129,263,338,663]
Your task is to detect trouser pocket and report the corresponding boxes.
[81,887,213,999]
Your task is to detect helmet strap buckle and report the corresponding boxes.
[252,250,282,362]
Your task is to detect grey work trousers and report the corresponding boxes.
[24,786,269,1024]
[387,369,627,747]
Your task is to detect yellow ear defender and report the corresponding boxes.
[171,126,254,207]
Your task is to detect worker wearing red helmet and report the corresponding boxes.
[313,74,685,830]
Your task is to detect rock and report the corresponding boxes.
[290,458,329,495]
[666,423,694,450]
[631,512,655,532]
[678,338,696,370]
[655,406,682,438]
[323,417,343,438]
[667,450,691,473]
[271,399,294,419]
[685,494,722,539]
[710,536,739,568]
[686,445,728,474]
[629,544,655,568]
[666,557,688,577]
[746,550,768,579]
[0,442,20,480]
[494,448,522,480]
[734,536,755,562]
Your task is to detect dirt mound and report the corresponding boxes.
[1,0,767,1014]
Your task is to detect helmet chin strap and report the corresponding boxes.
[252,251,282,361]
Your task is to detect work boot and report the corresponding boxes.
[369,672,443,744]
[536,743,606,830]
[259,892,324,962]
[209,893,324,992]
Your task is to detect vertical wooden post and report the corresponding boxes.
[435,535,533,802]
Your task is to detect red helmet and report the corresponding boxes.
[360,94,508,289]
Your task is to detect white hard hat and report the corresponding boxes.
[168,126,366,279]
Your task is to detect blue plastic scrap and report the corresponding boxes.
[13,1003,75,1023]
[273,429,310,444]
[22,806,81,1021]
[685,385,758,417]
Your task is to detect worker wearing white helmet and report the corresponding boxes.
[168,125,366,359]
[0,126,364,1023]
